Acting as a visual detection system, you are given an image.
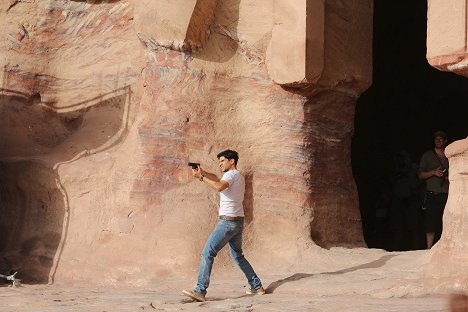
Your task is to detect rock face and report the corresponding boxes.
[425,0,468,293]
[0,0,373,285]
[427,0,468,77]
[424,138,468,293]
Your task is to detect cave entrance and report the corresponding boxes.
[352,0,468,251]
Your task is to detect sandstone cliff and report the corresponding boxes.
[425,0,468,294]
[0,0,375,286]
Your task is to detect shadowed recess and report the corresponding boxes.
[0,161,64,284]
[0,88,131,284]
[352,0,468,252]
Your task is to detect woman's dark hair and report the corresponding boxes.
[217,149,239,165]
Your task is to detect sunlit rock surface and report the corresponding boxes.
[0,0,372,285]
[427,0,468,77]
[426,0,468,293]
[425,137,468,293]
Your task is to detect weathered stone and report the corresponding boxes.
[426,0,468,293]
[0,0,372,285]
[425,137,468,293]
[266,0,324,85]
[427,0,468,77]
[133,0,218,52]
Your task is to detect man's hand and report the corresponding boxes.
[433,167,445,177]
[192,166,203,179]
[190,165,228,192]
[419,167,447,180]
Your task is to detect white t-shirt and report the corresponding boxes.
[219,170,245,217]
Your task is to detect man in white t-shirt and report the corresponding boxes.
[182,150,264,302]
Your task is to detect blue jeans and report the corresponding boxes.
[195,220,262,294]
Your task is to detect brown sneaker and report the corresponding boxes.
[246,286,265,295]
[182,289,206,302]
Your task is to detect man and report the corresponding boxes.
[182,150,264,302]
[418,131,449,249]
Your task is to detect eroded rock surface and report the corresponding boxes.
[427,0,468,77]
[425,138,468,293]
[1,0,373,285]
[426,0,468,293]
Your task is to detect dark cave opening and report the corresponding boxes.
[352,0,468,251]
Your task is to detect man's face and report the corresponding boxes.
[434,136,447,149]
[218,156,234,172]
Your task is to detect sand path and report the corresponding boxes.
[0,250,453,311]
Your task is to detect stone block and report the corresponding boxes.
[425,137,468,293]
[134,0,218,52]
[427,0,468,76]
[266,0,324,86]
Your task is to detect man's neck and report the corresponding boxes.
[435,147,445,155]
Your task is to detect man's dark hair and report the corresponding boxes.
[217,149,239,165]
[434,130,447,140]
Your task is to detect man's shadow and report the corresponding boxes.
[180,254,396,302]
[265,254,397,294]
[243,172,254,224]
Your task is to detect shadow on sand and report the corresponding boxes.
[265,254,398,294]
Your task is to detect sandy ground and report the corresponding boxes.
[0,250,456,312]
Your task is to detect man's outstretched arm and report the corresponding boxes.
[199,167,220,182]
[192,167,229,192]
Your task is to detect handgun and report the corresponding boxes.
[188,162,200,169]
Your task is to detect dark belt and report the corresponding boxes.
[219,215,244,221]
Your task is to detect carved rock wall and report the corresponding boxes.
[425,137,468,293]
[427,0,468,77]
[426,0,468,293]
[0,0,371,285]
